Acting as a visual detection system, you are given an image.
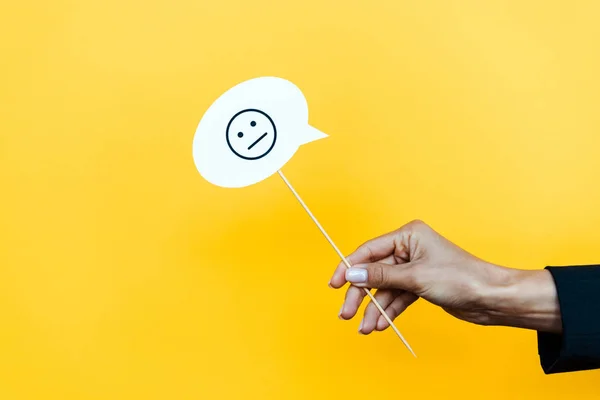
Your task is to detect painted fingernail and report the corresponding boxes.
[338,305,344,320]
[358,319,364,334]
[346,268,368,283]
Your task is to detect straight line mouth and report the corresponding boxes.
[247,133,268,150]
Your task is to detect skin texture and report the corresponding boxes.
[329,220,562,335]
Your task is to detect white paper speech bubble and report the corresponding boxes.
[192,77,327,188]
[190,77,415,355]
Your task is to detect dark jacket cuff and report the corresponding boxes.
[538,265,600,374]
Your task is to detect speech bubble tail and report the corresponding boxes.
[302,125,328,144]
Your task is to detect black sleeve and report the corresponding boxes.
[538,265,600,374]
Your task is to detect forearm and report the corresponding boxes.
[483,268,562,333]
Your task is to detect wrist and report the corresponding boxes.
[482,267,562,333]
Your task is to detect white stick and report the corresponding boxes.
[277,170,416,357]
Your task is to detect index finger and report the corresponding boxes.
[329,230,398,288]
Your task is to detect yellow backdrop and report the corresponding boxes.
[2,1,600,398]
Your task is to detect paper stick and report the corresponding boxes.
[277,170,416,357]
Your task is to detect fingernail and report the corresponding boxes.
[358,319,364,334]
[328,281,333,288]
[346,268,368,283]
[338,305,344,320]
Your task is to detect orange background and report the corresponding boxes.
[2,1,600,398]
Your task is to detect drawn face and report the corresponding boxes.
[226,109,277,160]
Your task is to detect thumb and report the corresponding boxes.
[345,263,419,291]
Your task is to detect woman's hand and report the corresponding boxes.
[329,220,562,334]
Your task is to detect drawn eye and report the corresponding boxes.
[250,121,256,127]
[237,132,244,138]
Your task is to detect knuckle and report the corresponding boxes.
[407,219,429,231]
[364,244,377,263]
[472,312,493,326]
[369,264,387,287]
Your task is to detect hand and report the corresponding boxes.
[329,220,562,334]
